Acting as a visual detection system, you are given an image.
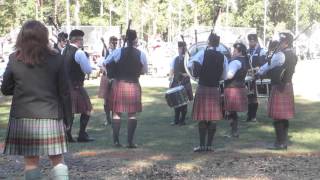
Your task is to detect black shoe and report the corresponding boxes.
[246,117,257,122]
[126,144,137,149]
[193,146,206,152]
[171,122,178,126]
[77,132,95,142]
[179,122,186,126]
[267,143,287,150]
[114,142,123,147]
[66,132,76,143]
[206,146,214,152]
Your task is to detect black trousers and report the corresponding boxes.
[174,105,187,124]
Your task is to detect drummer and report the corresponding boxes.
[224,42,249,138]
[247,34,267,122]
[169,41,193,126]
[188,33,228,152]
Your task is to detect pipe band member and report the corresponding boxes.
[224,42,249,138]
[246,33,267,122]
[62,29,94,142]
[257,32,297,150]
[169,41,193,126]
[104,29,148,148]
[54,32,68,54]
[188,33,228,152]
[98,36,118,126]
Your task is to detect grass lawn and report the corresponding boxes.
[0,80,320,179]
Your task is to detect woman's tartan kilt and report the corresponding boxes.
[192,85,223,121]
[224,87,248,112]
[4,117,67,156]
[268,83,295,119]
[109,80,142,113]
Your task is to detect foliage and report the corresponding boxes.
[0,0,320,39]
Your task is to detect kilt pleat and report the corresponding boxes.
[110,80,142,113]
[192,86,222,121]
[98,74,109,99]
[224,87,248,112]
[70,85,92,114]
[3,117,67,156]
[268,83,295,119]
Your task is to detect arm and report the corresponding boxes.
[226,60,241,79]
[140,51,148,74]
[221,56,228,80]
[103,48,121,66]
[257,52,285,75]
[187,50,204,68]
[1,57,15,96]
[57,57,72,128]
[74,50,92,74]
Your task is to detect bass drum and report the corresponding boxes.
[184,41,231,82]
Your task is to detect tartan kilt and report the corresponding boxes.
[224,87,248,112]
[70,85,92,114]
[3,117,67,156]
[110,80,142,113]
[97,74,109,100]
[268,83,295,119]
[192,86,222,121]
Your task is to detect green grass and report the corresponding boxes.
[1,84,320,157]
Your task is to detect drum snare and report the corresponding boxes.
[165,85,189,108]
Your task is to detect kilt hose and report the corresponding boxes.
[4,117,67,156]
[224,87,248,112]
[192,86,223,121]
[70,84,92,114]
[110,80,142,113]
[98,74,109,100]
[268,83,295,120]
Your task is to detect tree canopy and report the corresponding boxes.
[0,0,319,39]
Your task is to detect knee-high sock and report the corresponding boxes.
[229,112,239,136]
[273,120,281,145]
[247,102,258,120]
[104,105,112,124]
[207,121,216,147]
[79,114,90,136]
[112,119,121,144]
[198,121,207,147]
[281,120,289,146]
[174,108,180,124]
[127,119,137,145]
[180,105,187,123]
[66,115,74,138]
[50,163,69,180]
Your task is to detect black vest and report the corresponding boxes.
[225,57,248,88]
[62,44,85,85]
[173,56,186,82]
[248,47,266,67]
[116,47,142,82]
[268,49,297,85]
[198,49,224,87]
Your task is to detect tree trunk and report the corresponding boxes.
[74,0,80,26]
[66,0,71,32]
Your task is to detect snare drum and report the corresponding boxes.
[165,85,189,108]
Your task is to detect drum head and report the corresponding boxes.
[166,85,185,94]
